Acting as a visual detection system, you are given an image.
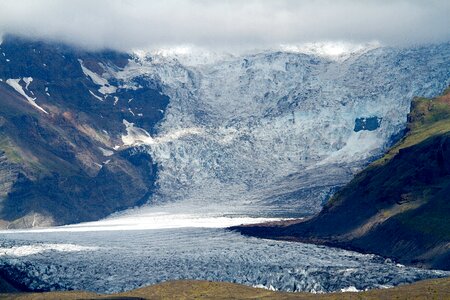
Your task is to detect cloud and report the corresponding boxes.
[0,0,449,51]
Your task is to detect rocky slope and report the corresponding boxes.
[0,36,169,228]
[233,88,450,270]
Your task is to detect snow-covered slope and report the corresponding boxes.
[113,43,450,217]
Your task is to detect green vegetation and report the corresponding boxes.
[369,88,450,242]
[376,88,450,164]
[1,278,450,300]
[0,135,23,164]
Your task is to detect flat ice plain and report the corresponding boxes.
[0,211,448,294]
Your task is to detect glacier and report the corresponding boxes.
[0,228,448,294]
[115,42,450,217]
[1,42,450,293]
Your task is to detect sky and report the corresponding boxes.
[0,0,449,51]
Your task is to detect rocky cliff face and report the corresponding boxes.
[233,89,450,270]
[0,36,169,228]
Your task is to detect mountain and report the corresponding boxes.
[0,36,169,228]
[1,36,450,228]
[233,88,450,270]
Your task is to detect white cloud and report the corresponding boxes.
[0,0,449,51]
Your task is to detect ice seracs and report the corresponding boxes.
[145,45,235,67]
[113,42,450,217]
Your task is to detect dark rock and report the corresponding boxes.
[0,35,169,228]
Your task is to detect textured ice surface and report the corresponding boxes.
[116,43,450,216]
[0,228,447,294]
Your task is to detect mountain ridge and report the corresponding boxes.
[0,36,169,228]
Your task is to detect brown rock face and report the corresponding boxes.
[0,36,169,228]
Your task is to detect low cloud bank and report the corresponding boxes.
[0,0,449,51]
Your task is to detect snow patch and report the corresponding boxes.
[79,59,117,95]
[340,286,360,292]
[0,244,98,257]
[98,147,114,157]
[6,78,48,114]
[99,85,117,95]
[253,284,276,291]
[89,90,103,101]
[23,77,33,90]
[121,120,153,145]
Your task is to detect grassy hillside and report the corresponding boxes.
[234,87,450,270]
[376,86,450,164]
[1,278,450,300]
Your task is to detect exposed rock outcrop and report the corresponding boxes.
[0,36,169,228]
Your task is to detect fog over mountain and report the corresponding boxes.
[0,0,449,51]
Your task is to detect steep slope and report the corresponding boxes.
[234,88,450,270]
[0,36,169,228]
